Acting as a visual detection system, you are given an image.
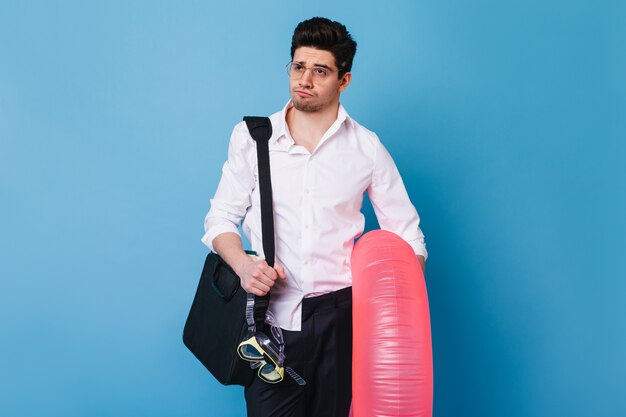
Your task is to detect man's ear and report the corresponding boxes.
[338,72,352,93]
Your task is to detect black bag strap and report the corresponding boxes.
[244,116,275,267]
[243,116,274,330]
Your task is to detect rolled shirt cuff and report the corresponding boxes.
[405,236,428,260]
[201,223,241,252]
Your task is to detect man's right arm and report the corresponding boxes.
[203,124,285,295]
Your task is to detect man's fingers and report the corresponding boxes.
[242,279,270,296]
[255,259,285,280]
[258,277,275,288]
[248,287,267,297]
[258,263,278,280]
[251,280,270,295]
[245,259,285,293]
[249,267,275,287]
[252,268,273,280]
[275,264,287,279]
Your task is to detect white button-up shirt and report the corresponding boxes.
[202,101,427,330]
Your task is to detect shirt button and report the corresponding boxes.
[304,224,309,229]
[303,259,309,265]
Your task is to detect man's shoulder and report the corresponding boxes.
[226,120,256,151]
[229,109,284,142]
[345,116,383,150]
[349,117,377,137]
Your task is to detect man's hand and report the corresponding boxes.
[236,256,287,296]
[212,232,287,296]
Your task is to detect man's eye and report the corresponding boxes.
[313,67,328,76]
[293,64,304,71]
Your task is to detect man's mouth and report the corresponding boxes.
[295,90,313,97]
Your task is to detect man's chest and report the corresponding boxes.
[252,143,374,213]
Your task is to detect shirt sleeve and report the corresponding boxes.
[201,123,256,251]
[367,136,428,260]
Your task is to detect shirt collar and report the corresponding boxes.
[271,100,355,146]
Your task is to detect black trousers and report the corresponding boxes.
[244,286,353,417]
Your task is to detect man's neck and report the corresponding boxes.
[286,101,340,153]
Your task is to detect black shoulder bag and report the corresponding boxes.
[183,116,274,386]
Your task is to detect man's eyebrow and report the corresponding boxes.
[293,60,334,70]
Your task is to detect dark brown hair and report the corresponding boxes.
[290,17,357,77]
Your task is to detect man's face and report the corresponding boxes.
[289,47,351,113]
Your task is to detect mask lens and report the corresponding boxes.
[238,340,264,361]
[259,363,283,382]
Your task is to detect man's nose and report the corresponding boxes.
[298,69,314,87]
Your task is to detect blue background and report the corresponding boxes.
[1,1,624,416]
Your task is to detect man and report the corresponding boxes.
[202,17,427,416]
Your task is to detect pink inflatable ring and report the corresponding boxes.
[350,230,433,417]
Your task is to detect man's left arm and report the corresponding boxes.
[367,136,427,275]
